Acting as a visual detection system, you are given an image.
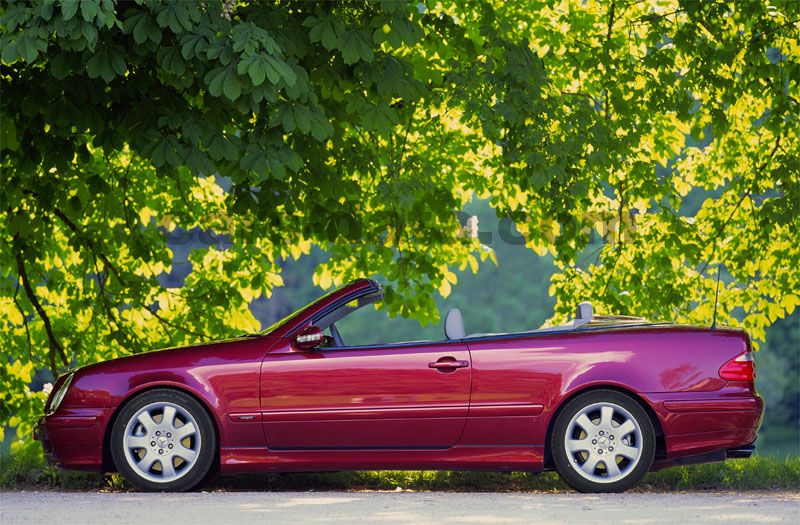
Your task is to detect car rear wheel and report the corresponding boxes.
[110,389,216,492]
[552,390,655,493]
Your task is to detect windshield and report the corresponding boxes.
[314,290,383,331]
[259,286,344,335]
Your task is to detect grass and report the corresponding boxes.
[0,446,125,492]
[1,447,798,492]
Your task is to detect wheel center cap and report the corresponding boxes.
[598,436,609,447]
[158,436,168,445]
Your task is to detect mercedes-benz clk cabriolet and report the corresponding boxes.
[36,279,763,492]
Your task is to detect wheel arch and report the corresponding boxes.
[542,384,666,469]
[102,384,221,473]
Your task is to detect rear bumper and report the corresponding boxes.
[726,444,755,458]
[652,442,756,470]
[35,407,109,472]
[644,391,764,459]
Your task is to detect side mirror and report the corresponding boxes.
[293,325,323,350]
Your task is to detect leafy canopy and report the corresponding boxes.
[1,0,798,446]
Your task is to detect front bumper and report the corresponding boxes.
[35,408,109,471]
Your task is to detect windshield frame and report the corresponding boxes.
[260,279,381,337]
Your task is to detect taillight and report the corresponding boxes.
[719,353,756,381]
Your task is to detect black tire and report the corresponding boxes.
[551,389,655,493]
[110,389,216,492]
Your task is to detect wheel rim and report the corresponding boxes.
[564,401,643,484]
[122,401,201,483]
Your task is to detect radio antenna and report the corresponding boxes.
[711,264,722,331]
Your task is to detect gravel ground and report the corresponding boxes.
[1,491,798,525]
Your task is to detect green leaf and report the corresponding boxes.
[16,35,39,63]
[80,0,100,23]
[239,145,268,176]
[155,3,194,33]
[207,133,238,161]
[339,30,374,64]
[181,117,204,145]
[281,106,296,132]
[361,103,397,133]
[245,57,266,86]
[265,56,297,87]
[85,45,127,83]
[268,157,286,180]
[279,148,303,172]
[223,71,242,101]
[180,33,207,60]
[204,66,228,97]
[309,109,333,140]
[0,114,19,151]
[185,148,214,175]
[145,134,184,167]
[307,14,342,51]
[294,105,312,133]
[0,38,17,63]
[263,60,281,85]
[383,16,422,47]
[158,46,185,76]
[133,11,162,45]
[61,1,79,21]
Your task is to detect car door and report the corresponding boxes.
[260,339,471,449]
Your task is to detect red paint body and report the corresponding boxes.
[37,280,763,475]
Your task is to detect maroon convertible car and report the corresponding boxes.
[37,279,763,492]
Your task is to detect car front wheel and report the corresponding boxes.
[110,389,216,492]
[551,390,655,493]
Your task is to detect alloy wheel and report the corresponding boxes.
[122,401,201,483]
[563,401,643,483]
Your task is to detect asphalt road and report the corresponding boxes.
[1,491,798,525]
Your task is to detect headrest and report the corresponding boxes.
[445,308,465,340]
[576,302,593,322]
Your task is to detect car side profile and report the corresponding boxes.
[36,279,763,492]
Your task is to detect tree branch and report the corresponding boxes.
[147,309,208,341]
[604,1,616,119]
[601,181,626,297]
[697,135,782,277]
[49,207,207,342]
[25,191,207,344]
[393,102,417,173]
[15,251,67,372]
[48,205,126,284]
[748,18,800,49]
[12,280,34,362]
[606,1,616,41]
[561,91,599,107]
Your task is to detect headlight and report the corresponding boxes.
[47,373,74,415]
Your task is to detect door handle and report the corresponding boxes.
[428,359,469,369]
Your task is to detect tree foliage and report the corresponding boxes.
[1,0,798,446]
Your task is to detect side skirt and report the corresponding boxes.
[220,445,545,475]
